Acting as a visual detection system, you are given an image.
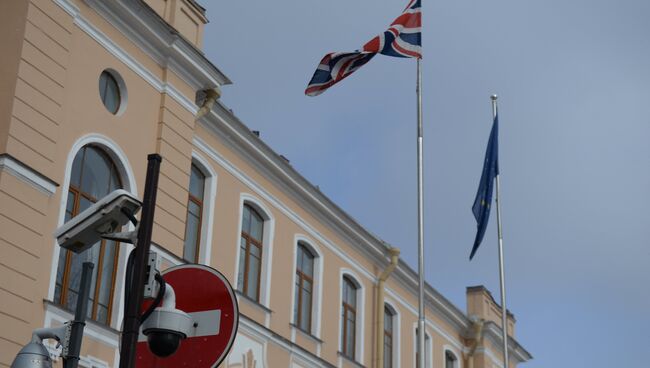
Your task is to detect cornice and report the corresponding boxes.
[199,105,473,334]
[203,103,389,265]
[65,0,231,90]
[483,321,533,363]
[0,154,58,195]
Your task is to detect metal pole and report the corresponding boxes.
[119,154,162,368]
[63,262,94,368]
[491,95,509,368]
[416,58,426,368]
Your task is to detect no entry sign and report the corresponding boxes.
[136,264,239,367]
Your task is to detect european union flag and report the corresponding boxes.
[470,114,499,260]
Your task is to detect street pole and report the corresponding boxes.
[63,262,93,368]
[119,154,162,368]
[491,95,510,368]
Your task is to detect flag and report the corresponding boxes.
[305,0,422,96]
[470,114,499,260]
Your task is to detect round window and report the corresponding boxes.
[99,70,123,114]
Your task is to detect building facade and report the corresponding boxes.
[0,1,531,367]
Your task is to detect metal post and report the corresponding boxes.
[63,262,94,368]
[491,95,509,368]
[416,58,426,368]
[119,154,162,368]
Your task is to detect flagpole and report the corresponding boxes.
[491,95,510,368]
[416,58,426,368]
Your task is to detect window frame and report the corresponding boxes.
[444,349,458,368]
[239,203,265,301]
[338,270,365,364]
[383,304,396,368]
[341,276,357,359]
[54,145,122,324]
[98,69,127,116]
[183,163,206,263]
[294,242,315,333]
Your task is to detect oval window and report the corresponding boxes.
[99,70,122,114]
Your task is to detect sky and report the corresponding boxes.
[201,0,650,366]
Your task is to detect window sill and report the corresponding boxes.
[43,300,121,338]
[337,351,366,368]
[290,323,323,344]
[235,290,273,314]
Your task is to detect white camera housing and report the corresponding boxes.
[141,284,192,357]
[54,189,141,253]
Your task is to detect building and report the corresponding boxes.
[0,0,532,367]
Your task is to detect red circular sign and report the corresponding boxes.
[136,264,239,367]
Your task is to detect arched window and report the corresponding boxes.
[238,204,264,301]
[445,350,458,368]
[294,243,315,332]
[341,276,358,360]
[183,163,205,263]
[384,305,395,368]
[54,145,122,324]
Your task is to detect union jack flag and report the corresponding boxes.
[305,0,422,96]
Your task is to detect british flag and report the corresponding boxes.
[305,0,421,97]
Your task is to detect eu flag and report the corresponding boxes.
[470,114,499,260]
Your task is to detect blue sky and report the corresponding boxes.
[202,0,650,366]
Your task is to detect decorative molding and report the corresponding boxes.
[53,0,201,117]
[44,303,119,348]
[0,154,58,195]
[71,7,198,114]
[81,0,231,88]
[238,314,337,368]
[483,322,533,363]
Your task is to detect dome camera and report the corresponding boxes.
[141,283,192,358]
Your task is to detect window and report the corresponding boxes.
[341,276,357,360]
[54,145,122,324]
[294,243,314,332]
[183,164,205,263]
[445,350,457,368]
[98,70,123,114]
[383,305,394,368]
[237,204,264,301]
[415,328,431,368]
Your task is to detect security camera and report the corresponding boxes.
[54,189,141,253]
[141,283,192,357]
[11,326,68,368]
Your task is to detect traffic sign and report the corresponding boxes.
[136,264,239,367]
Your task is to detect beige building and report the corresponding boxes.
[0,1,531,367]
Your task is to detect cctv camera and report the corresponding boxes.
[11,326,68,368]
[54,190,141,253]
[141,283,192,357]
[11,341,52,368]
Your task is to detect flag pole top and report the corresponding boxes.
[491,94,498,101]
